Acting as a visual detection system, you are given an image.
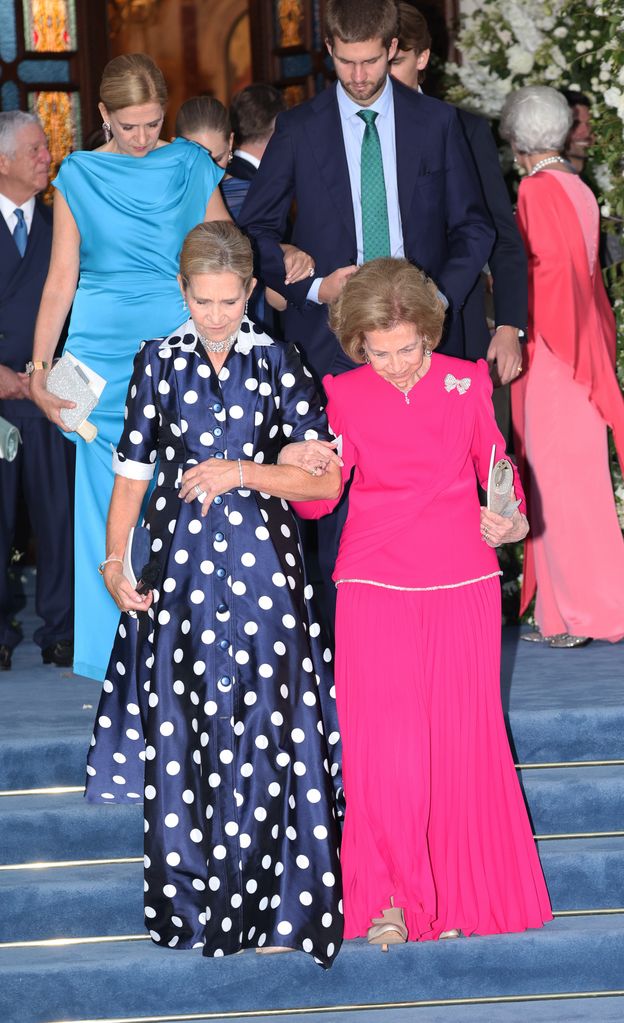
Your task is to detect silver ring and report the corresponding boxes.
[309,467,318,476]
[194,484,202,496]
[307,266,314,278]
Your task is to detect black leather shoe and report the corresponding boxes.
[41,640,73,667]
[0,645,12,671]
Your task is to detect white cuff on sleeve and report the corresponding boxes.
[112,450,155,480]
[307,278,323,304]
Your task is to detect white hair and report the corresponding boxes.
[0,111,42,159]
[499,86,573,154]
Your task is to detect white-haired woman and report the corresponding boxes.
[500,85,624,646]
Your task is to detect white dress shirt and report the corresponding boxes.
[308,77,404,304]
[233,149,261,170]
[0,193,36,237]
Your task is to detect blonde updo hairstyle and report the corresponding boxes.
[100,53,168,113]
[330,258,445,363]
[179,221,254,293]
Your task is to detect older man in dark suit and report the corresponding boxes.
[0,112,74,670]
[239,0,494,385]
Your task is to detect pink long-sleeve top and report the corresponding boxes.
[292,354,525,590]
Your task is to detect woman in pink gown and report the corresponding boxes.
[500,86,624,646]
[286,259,552,946]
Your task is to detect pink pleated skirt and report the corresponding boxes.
[334,576,553,941]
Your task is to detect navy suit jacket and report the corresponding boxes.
[457,109,528,360]
[0,198,52,420]
[228,154,257,182]
[239,78,495,379]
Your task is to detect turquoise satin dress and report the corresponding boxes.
[53,138,223,680]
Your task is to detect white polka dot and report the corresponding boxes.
[254,807,267,821]
[200,560,214,575]
[296,400,309,415]
[209,876,221,891]
[299,891,312,905]
[245,377,258,391]
[98,715,111,729]
[322,913,333,928]
[190,589,204,604]
[204,700,218,715]
[307,788,321,803]
[313,825,328,840]
[282,614,296,628]
[291,728,305,743]
[255,525,270,541]
[241,552,256,567]
[166,852,181,867]
[297,854,310,869]
[322,872,336,887]
[271,711,283,726]
[244,621,258,636]
[235,650,250,665]
[188,520,202,534]
[276,752,290,767]
[239,833,251,848]
[173,680,185,695]
[225,821,239,836]
[166,761,181,776]
[199,431,214,447]
[158,380,170,395]
[160,721,174,736]
[213,845,227,860]
[255,734,268,749]
[303,938,314,953]
[165,813,179,828]
[190,829,203,843]
[184,390,198,404]
[272,572,286,587]
[268,782,281,796]
[274,641,286,655]
[202,630,215,646]
[244,692,257,706]
[277,920,292,936]
[258,595,273,610]
[183,789,194,803]
[241,762,254,777]
[259,663,273,678]
[232,580,246,596]
[175,549,189,564]
[303,692,317,706]
[129,430,143,445]
[145,785,156,800]
[208,773,221,788]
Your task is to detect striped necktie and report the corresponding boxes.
[12,208,27,257]
[357,109,391,261]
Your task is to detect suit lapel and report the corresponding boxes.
[0,199,51,303]
[306,86,357,246]
[392,83,430,232]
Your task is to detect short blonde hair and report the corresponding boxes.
[100,54,167,113]
[330,258,445,363]
[179,221,254,291]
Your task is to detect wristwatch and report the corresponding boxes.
[25,360,49,375]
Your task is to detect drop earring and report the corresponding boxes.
[102,121,112,142]
[244,299,249,317]
[363,348,370,364]
[424,345,432,357]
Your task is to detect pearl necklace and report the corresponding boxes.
[528,156,566,177]
[197,329,238,354]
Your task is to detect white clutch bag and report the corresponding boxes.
[487,445,521,518]
[45,354,106,443]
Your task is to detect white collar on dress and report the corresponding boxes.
[158,316,274,354]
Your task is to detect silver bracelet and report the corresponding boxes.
[237,458,244,488]
[98,556,123,576]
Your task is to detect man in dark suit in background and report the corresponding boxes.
[229,84,286,182]
[239,0,494,385]
[391,1,527,387]
[0,111,74,670]
[239,0,494,625]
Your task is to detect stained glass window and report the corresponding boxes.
[29,90,81,182]
[22,0,76,53]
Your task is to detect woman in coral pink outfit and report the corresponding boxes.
[285,259,552,947]
[501,86,624,648]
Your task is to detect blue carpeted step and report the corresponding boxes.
[3,837,624,944]
[1,915,623,1023]
[0,794,142,864]
[518,765,624,835]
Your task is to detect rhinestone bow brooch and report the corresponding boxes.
[444,373,471,395]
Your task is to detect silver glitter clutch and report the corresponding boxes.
[487,446,521,518]
[45,355,103,442]
[0,416,21,461]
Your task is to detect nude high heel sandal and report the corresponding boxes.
[367,897,408,952]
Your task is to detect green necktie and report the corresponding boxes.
[357,109,391,261]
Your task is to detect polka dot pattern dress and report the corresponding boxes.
[85,318,344,968]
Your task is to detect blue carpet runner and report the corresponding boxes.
[1,584,623,1023]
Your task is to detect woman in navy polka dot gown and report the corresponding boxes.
[85,223,345,967]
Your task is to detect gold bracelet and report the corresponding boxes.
[98,556,123,576]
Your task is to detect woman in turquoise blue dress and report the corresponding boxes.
[29,54,228,680]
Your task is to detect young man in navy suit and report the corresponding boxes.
[229,84,285,183]
[239,0,495,624]
[0,112,74,671]
[239,0,495,385]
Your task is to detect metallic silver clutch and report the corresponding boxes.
[488,456,521,518]
[46,355,100,441]
[0,416,21,461]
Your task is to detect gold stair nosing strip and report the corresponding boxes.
[44,989,624,1023]
[1,758,623,797]
[0,856,142,871]
[0,786,85,797]
[2,910,624,949]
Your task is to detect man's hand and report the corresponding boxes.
[318,265,358,305]
[486,326,522,387]
[0,365,30,400]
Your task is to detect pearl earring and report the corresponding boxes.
[424,345,432,357]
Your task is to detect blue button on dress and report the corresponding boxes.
[52,139,223,680]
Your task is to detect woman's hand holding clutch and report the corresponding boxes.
[29,371,77,430]
[480,506,529,548]
[102,564,153,614]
